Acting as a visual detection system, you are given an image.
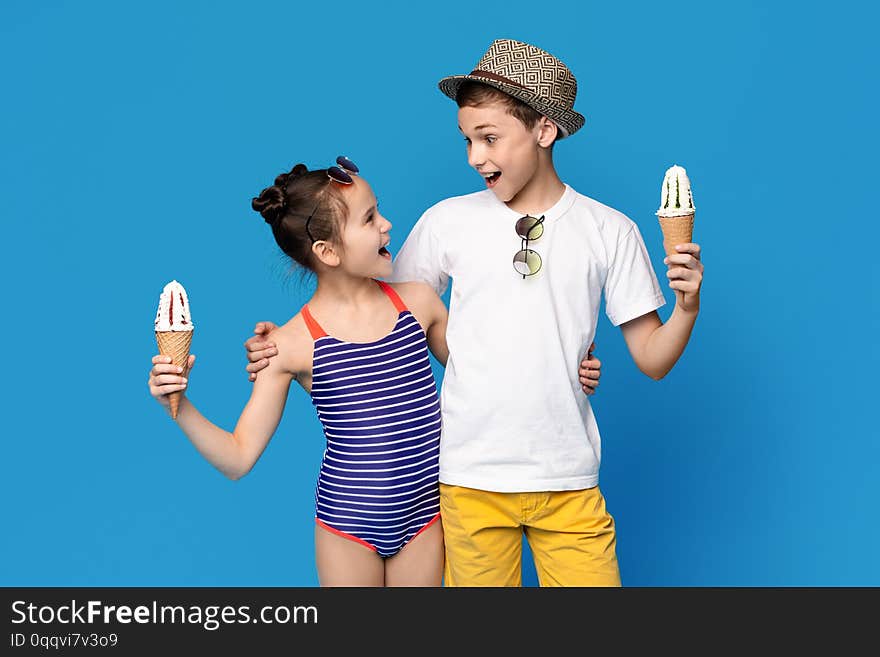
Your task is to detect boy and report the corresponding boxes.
[246,39,703,586]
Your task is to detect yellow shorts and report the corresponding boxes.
[439,484,621,587]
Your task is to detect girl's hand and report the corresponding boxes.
[148,353,196,410]
[665,243,703,313]
[578,342,602,395]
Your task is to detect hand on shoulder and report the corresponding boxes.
[266,314,313,375]
[245,315,311,381]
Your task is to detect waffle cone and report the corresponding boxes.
[658,213,694,257]
[155,330,193,419]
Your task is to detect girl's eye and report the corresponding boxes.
[486,136,497,144]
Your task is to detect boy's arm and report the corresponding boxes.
[423,288,449,366]
[394,282,449,366]
[619,244,703,380]
[245,321,280,382]
[389,207,449,296]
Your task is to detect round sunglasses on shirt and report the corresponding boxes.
[305,156,360,242]
[513,214,544,278]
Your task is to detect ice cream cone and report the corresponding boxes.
[656,164,696,256]
[155,329,193,419]
[658,213,694,257]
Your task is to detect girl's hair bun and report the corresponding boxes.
[275,163,309,190]
[252,163,309,226]
[251,185,286,226]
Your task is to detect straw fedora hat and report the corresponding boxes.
[438,38,585,138]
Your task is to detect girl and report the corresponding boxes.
[148,157,449,586]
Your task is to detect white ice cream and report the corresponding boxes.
[656,164,696,217]
[154,280,194,331]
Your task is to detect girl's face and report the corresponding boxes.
[336,176,393,279]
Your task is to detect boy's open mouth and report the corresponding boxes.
[483,171,502,188]
[378,246,391,259]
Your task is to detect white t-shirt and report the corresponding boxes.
[391,183,665,492]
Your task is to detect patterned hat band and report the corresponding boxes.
[468,69,530,92]
[468,69,576,105]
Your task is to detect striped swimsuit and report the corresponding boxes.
[302,280,442,557]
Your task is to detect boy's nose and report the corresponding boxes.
[468,146,485,169]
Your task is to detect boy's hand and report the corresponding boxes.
[245,321,279,382]
[149,354,196,410]
[665,243,703,313]
[578,342,601,396]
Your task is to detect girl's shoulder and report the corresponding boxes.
[268,311,314,376]
[388,281,439,307]
[387,281,444,331]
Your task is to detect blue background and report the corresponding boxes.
[1,1,877,586]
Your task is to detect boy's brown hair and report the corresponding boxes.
[455,80,544,132]
[455,80,559,148]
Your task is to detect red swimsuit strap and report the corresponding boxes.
[375,279,408,313]
[301,280,406,341]
[300,305,327,340]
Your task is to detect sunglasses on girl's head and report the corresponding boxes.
[305,156,360,243]
[326,155,359,184]
[513,214,544,278]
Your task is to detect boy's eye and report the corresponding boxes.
[486,136,497,144]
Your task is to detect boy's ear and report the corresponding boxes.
[537,117,558,148]
[312,240,341,268]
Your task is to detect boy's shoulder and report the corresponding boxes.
[568,186,636,229]
[419,189,495,219]
[564,186,645,245]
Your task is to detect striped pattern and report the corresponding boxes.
[310,302,441,558]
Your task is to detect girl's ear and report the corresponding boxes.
[537,117,558,148]
[312,240,341,268]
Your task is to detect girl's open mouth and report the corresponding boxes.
[378,246,391,260]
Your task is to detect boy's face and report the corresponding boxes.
[458,101,543,205]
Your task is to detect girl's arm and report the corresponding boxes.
[150,330,296,479]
